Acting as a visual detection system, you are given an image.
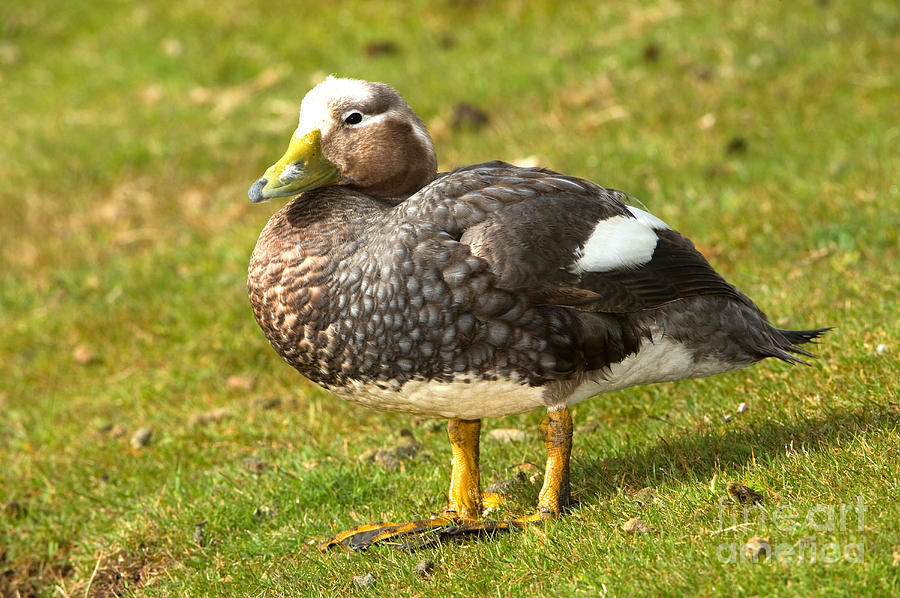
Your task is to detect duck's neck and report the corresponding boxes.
[348,166,437,205]
[342,123,439,203]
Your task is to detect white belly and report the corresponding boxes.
[325,333,735,419]
[330,374,547,420]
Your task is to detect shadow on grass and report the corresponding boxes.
[572,401,898,500]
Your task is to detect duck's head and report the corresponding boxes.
[248,76,437,203]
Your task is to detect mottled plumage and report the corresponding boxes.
[249,159,821,418]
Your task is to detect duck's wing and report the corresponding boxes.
[411,162,749,315]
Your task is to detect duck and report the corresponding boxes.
[247,76,826,551]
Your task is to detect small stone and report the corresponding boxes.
[743,536,771,562]
[364,431,421,469]
[189,86,213,105]
[161,38,183,57]
[3,501,26,519]
[254,504,277,520]
[623,517,651,534]
[876,344,889,355]
[253,396,283,410]
[130,426,153,449]
[727,483,764,505]
[487,428,525,443]
[139,84,163,105]
[723,413,733,423]
[420,418,445,433]
[737,402,748,414]
[72,344,96,365]
[698,113,716,130]
[372,450,401,471]
[414,559,435,577]
[193,521,206,545]
[0,41,21,65]
[641,42,661,62]
[242,457,267,473]
[695,66,715,81]
[393,429,420,459]
[485,471,529,495]
[364,40,399,57]
[725,136,748,155]
[511,461,541,483]
[353,573,376,589]
[632,487,658,507]
[225,375,254,391]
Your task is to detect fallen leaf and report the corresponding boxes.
[190,408,230,426]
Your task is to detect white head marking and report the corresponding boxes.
[295,76,376,138]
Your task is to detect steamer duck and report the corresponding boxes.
[247,76,825,550]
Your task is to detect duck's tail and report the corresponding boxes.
[767,327,831,365]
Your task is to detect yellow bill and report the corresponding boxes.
[248,128,341,202]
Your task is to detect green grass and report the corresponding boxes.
[2,0,899,596]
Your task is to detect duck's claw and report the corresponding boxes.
[396,517,536,550]
[318,515,457,552]
[320,511,554,552]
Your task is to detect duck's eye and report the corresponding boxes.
[343,111,363,125]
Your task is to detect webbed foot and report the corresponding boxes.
[318,514,457,551]
[319,511,549,552]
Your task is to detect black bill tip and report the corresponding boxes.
[248,178,267,203]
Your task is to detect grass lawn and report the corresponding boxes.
[2,1,898,596]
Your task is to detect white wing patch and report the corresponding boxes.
[569,214,660,273]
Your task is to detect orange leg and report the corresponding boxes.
[537,407,572,516]
[318,408,573,551]
[446,418,489,519]
[406,407,574,547]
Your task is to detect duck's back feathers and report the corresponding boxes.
[409,162,746,313]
